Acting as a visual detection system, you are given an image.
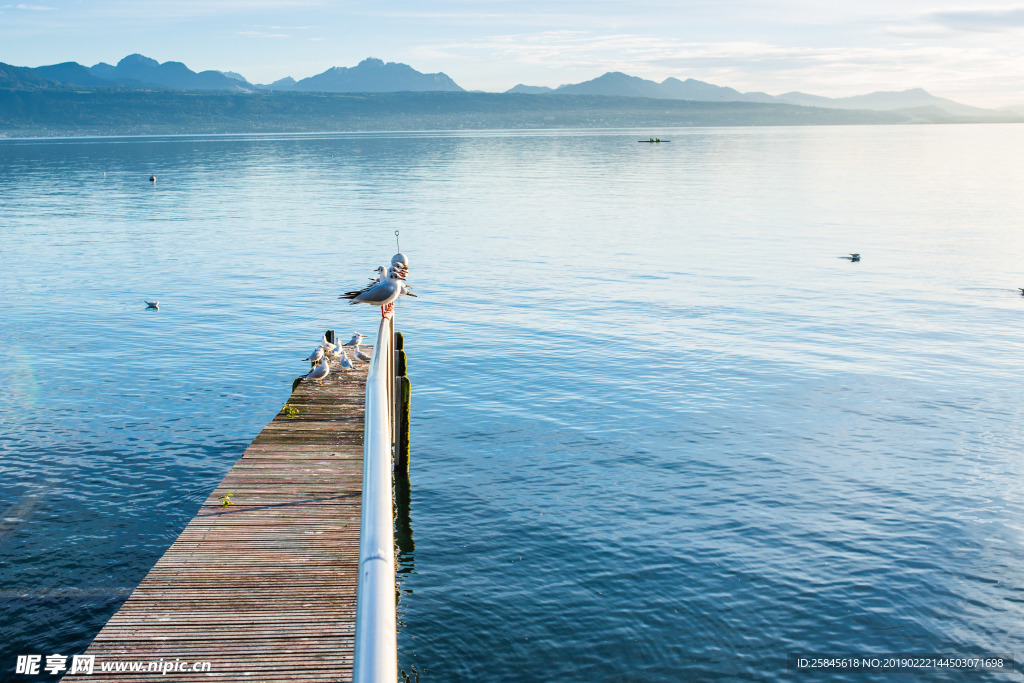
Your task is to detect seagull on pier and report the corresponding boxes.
[336,347,355,371]
[145,300,159,309]
[304,356,330,385]
[342,333,366,347]
[303,346,325,368]
[352,345,372,364]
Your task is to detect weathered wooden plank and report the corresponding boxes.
[76,353,370,682]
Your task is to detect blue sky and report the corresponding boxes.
[2,0,1023,107]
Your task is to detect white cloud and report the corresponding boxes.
[924,7,1024,32]
[239,30,290,39]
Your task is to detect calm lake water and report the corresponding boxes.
[2,125,1024,681]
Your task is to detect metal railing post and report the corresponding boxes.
[353,315,398,683]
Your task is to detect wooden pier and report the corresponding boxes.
[77,351,371,681]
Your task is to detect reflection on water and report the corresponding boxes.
[2,126,1024,681]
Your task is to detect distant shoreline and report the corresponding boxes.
[4,89,1018,139]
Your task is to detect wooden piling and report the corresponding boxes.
[395,377,411,476]
[393,332,410,476]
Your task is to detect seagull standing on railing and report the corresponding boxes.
[339,270,406,317]
[304,356,331,385]
[342,267,388,300]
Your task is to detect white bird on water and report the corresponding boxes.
[145,301,159,310]
[304,356,330,385]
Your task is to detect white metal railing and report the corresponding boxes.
[353,315,397,683]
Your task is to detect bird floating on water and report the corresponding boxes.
[1018,288,1024,296]
[839,253,861,262]
[145,300,159,310]
[304,356,330,385]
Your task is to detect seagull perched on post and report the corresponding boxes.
[339,269,406,317]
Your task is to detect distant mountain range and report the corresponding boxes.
[506,71,1002,119]
[0,54,462,94]
[0,53,1020,135]
[260,58,462,92]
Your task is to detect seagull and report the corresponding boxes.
[303,346,325,367]
[352,345,372,364]
[340,267,389,300]
[336,347,355,371]
[342,333,366,347]
[145,300,159,309]
[320,334,337,353]
[304,356,330,385]
[340,271,406,316]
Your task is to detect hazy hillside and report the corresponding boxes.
[2,54,1020,135]
[262,58,463,93]
[545,72,777,104]
[0,90,909,138]
[89,54,248,91]
[511,73,1006,119]
[778,88,996,117]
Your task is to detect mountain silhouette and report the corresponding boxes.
[507,71,996,118]
[262,58,463,92]
[89,54,248,91]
